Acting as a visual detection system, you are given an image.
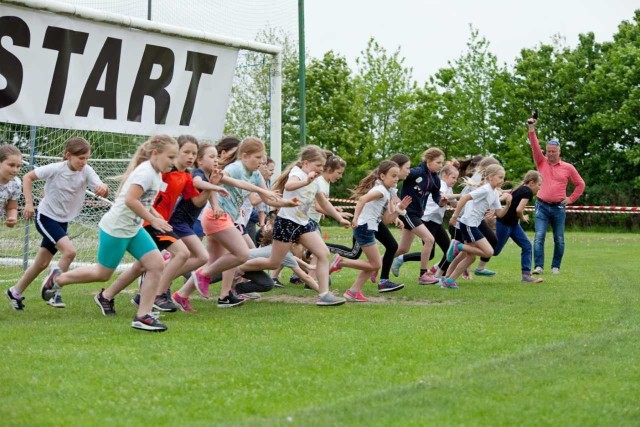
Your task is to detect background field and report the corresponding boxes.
[0,229,638,426]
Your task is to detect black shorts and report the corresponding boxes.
[399,212,424,230]
[143,225,179,251]
[273,216,315,243]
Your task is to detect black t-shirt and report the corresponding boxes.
[498,186,533,226]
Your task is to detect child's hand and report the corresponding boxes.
[341,211,354,219]
[449,214,459,226]
[351,218,358,229]
[522,214,530,223]
[285,197,300,207]
[398,195,412,211]
[150,217,173,233]
[262,190,280,203]
[213,207,225,218]
[5,217,17,227]
[394,218,404,229]
[94,184,110,198]
[209,169,223,185]
[339,218,350,228]
[23,203,35,220]
[214,186,230,198]
[307,171,318,181]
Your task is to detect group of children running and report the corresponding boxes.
[0,131,544,332]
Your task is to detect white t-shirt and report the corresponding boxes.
[278,166,318,225]
[236,197,254,227]
[307,175,329,223]
[34,161,103,222]
[99,161,161,237]
[249,245,298,269]
[459,183,502,227]
[218,160,263,220]
[0,177,21,218]
[422,180,452,224]
[357,184,390,231]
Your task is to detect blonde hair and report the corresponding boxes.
[440,164,459,178]
[117,135,177,195]
[350,160,398,199]
[520,170,542,187]
[462,163,504,188]
[273,145,326,194]
[422,147,445,163]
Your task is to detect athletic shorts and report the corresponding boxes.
[143,225,179,251]
[192,219,205,238]
[235,223,247,235]
[97,227,158,269]
[169,220,196,239]
[459,221,485,243]
[399,212,424,230]
[273,216,315,243]
[353,224,376,247]
[35,211,69,255]
[201,208,235,236]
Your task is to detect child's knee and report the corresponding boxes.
[60,247,77,260]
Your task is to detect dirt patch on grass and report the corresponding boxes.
[260,294,461,306]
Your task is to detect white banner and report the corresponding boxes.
[0,4,238,138]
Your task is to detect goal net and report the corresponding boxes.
[0,0,289,283]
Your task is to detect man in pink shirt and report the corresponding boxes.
[528,118,585,275]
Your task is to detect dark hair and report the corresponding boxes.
[389,153,410,168]
[216,136,241,169]
[324,151,346,172]
[350,160,399,198]
[64,137,91,159]
[456,155,484,177]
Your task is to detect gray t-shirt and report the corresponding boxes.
[99,161,161,237]
[34,161,103,222]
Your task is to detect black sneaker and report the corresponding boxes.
[94,289,116,316]
[6,288,25,311]
[289,274,303,285]
[131,314,167,332]
[217,290,246,308]
[131,293,141,307]
[377,279,405,293]
[273,278,285,288]
[153,294,178,312]
[41,267,61,301]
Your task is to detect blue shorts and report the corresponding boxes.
[273,216,315,243]
[192,219,205,238]
[459,221,485,243]
[169,220,196,239]
[353,224,376,247]
[35,211,68,255]
[97,228,158,269]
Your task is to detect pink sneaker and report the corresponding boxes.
[329,255,343,274]
[192,269,211,299]
[418,272,440,285]
[172,291,196,313]
[370,269,378,283]
[428,265,437,275]
[161,250,172,261]
[343,289,368,302]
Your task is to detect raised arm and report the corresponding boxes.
[527,120,545,167]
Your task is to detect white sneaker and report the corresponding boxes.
[551,267,560,274]
[532,266,544,275]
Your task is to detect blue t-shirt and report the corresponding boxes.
[218,160,264,220]
[169,168,207,226]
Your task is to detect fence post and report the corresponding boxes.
[22,125,36,271]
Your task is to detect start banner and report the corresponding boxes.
[0,3,238,138]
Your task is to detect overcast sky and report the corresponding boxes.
[304,0,639,82]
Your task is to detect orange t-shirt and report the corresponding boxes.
[143,168,199,225]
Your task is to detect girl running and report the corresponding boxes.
[235,145,351,306]
[8,137,109,310]
[494,170,544,284]
[337,160,411,301]
[40,135,179,332]
[442,164,511,289]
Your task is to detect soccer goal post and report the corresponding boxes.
[0,0,283,282]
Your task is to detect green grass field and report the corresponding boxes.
[1,230,638,426]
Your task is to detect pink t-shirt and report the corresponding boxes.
[528,131,585,204]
